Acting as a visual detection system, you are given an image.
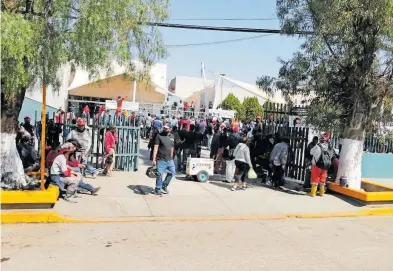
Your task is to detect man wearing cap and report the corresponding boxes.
[308,134,331,197]
[67,118,97,178]
[152,124,175,195]
[21,116,35,138]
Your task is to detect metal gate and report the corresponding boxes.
[262,103,309,182]
[34,111,140,172]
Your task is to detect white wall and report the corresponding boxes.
[174,76,215,100]
[25,64,71,110]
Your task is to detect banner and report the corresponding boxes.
[105,100,139,111]
[208,109,236,119]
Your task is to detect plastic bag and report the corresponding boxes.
[248,168,257,179]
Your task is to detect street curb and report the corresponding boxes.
[2,208,393,224]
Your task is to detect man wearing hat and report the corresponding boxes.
[152,124,175,196]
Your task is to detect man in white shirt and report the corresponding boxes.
[50,143,81,198]
[269,137,289,188]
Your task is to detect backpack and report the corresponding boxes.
[315,144,332,170]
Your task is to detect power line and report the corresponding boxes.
[166,33,275,48]
[169,17,278,21]
[147,22,313,35]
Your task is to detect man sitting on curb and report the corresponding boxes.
[152,124,175,196]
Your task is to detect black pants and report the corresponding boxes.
[175,147,182,169]
[234,160,249,182]
[273,165,285,188]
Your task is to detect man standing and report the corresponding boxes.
[152,115,163,131]
[182,124,198,171]
[152,125,175,196]
[303,136,319,190]
[67,118,97,178]
[269,136,289,188]
[308,134,331,197]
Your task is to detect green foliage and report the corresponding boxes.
[1,0,169,99]
[257,0,393,139]
[218,93,243,116]
[242,97,264,122]
[305,100,344,133]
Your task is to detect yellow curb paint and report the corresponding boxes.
[2,208,393,224]
[1,186,59,205]
[327,181,393,202]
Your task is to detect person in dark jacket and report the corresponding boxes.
[214,127,228,173]
[195,125,203,158]
[172,126,184,170]
[148,127,159,160]
[17,134,40,172]
[182,124,198,170]
[210,126,220,159]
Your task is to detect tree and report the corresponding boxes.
[1,0,169,188]
[218,93,243,118]
[242,97,264,122]
[257,0,393,189]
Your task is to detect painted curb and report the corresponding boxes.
[2,208,393,224]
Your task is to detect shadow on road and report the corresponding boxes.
[209,181,232,189]
[127,185,154,195]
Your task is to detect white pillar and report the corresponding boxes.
[132,79,137,103]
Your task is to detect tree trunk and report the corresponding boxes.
[1,88,28,190]
[335,111,365,190]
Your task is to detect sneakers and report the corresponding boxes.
[92,173,97,179]
[161,187,169,194]
[230,187,237,191]
[92,186,101,195]
[154,189,162,196]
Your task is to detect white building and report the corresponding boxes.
[166,74,307,111]
[19,61,168,122]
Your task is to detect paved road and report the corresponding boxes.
[2,216,393,271]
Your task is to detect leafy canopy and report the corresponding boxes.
[257,0,393,138]
[218,93,243,113]
[242,97,264,122]
[218,94,264,121]
[1,0,169,101]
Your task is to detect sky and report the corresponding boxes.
[159,0,304,86]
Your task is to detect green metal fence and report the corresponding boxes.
[33,111,140,172]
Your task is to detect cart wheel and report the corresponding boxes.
[196,170,209,182]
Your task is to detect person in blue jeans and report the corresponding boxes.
[152,124,175,196]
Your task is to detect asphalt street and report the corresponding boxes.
[2,216,393,271]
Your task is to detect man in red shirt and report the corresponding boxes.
[179,117,191,131]
[183,102,189,115]
[83,105,90,119]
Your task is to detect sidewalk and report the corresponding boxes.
[50,143,393,220]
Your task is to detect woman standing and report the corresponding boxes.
[104,125,117,175]
[231,136,253,191]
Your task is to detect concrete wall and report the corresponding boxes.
[362,153,393,179]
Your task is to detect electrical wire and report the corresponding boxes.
[166,33,275,48]
[146,22,313,35]
[169,18,278,21]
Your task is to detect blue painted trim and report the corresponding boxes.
[18,98,58,124]
[362,153,393,179]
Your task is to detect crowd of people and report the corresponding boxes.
[146,113,340,196]
[16,101,341,199]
